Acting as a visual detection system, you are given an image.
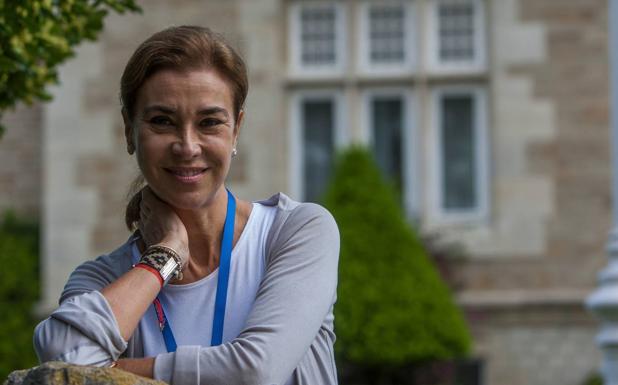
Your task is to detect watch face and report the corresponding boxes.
[160,258,179,283]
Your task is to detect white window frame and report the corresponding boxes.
[361,88,420,217]
[425,0,487,74]
[428,85,490,223]
[288,1,347,78]
[289,89,348,201]
[357,0,417,76]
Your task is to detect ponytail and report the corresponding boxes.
[125,174,145,231]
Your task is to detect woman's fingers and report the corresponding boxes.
[140,187,169,221]
[136,186,190,266]
[139,188,161,246]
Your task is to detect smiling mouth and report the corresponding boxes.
[165,167,207,176]
[164,167,208,182]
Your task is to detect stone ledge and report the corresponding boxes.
[4,361,166,385]
[457,289,590,308]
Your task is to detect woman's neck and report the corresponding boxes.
[173,189,252,284]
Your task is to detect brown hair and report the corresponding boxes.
[122,25,248,230]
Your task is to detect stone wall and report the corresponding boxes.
[453,1,610,383]
[467,304,600,385]
[0,104,42,219]
[5,362,164,385]
[447,0,609,296]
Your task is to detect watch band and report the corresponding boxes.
[137,244,183,285]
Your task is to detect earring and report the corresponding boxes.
[232,148,238,158]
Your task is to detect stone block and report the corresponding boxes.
[4,362,164,385]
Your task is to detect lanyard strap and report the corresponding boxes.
[154,297,177,352]
[211,189,236,346]
[153,189,236,352]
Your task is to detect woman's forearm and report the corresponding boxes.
[101,267,161,341]
[116,357,155,379]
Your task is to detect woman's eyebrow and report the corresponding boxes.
[143,105,176,115]
[197,107,229,118]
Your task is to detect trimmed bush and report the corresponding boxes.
[582,373,603,385]
[323,147,471,368]
[0,212,40,379]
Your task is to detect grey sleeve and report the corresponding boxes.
[33,255,129,366]
[153,203,340,385]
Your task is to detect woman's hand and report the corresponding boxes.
[139,186,190,269]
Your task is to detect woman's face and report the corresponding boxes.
[125,68,243,211]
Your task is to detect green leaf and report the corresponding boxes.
[0,0,141,136]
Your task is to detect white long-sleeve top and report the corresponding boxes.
[34,193,340,385]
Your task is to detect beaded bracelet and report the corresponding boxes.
[136,244,184,286]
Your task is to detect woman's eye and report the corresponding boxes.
[149,116,174,126]
[200,118,222,128]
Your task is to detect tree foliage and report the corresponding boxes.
[323,146,471,367]
[0,212,39,379]
[0,0,141,136]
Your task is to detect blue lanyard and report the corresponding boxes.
[152,189,236,352]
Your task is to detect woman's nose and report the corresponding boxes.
[171,128,201,158]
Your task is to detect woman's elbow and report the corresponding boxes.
[33,317,112,366]
[34,318,63,363]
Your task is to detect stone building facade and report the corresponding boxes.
[0,0,609,384]
[0,104,42,218]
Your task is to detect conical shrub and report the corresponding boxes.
[323,146,471,366]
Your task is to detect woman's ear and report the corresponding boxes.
[234,109,245,141]
[122,108,135,155]
[232,109,244,155]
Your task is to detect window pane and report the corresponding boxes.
[441,95,476,210]
[303,100,334,202]
[372,97,403,188]
[438,1,475,62]
[369,4,405,64]
[301,6,337,66]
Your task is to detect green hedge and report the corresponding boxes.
[583,373,603,385]
[0,212,40,379]
[323,147,471,367]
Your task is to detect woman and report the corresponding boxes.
[34,25,340,385]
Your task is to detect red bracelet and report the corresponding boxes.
[134,263,164,287]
